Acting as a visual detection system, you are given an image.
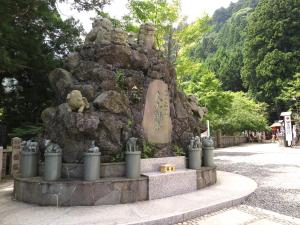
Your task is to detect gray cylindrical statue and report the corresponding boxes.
[44,140,62,181]
[125,137,141,179]
[202,137,215,167]
[20,140,39,178]
[84,141,101,181]
[188,136,202,169]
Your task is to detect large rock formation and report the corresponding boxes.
[42,18,207,163]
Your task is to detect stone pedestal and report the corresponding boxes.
[141,156,186,173]
[11,137,22,177]
[143,169,197,200]
[141,156,196,200]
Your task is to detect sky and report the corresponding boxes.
[57,0,238,32]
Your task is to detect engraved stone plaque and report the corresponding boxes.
[142,80,172,143]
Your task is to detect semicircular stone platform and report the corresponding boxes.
[14,157,217,206]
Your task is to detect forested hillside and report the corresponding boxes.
[195,0,300,121]
[195,0,259,91]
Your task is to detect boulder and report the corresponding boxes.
[111,28,128,45]
[93,91,131,116]
[48,68,73,100]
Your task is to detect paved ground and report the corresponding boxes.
[0,171,257,225]
[175,143,300,225]
[175,205,300,225]
[215,143,300,218]
[1,143,299,225]
[0,171,255,225]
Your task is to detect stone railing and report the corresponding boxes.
[1,147,12,179]
[214,135,248,148]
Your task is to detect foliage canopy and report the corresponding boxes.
[241,0,300,119]
[0,0,90,135]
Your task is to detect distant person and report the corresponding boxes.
[272,134,276,143]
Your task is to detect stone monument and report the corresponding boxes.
[14,19,217,207]
[41,18,207,163]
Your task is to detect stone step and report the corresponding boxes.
[142,169,197,200]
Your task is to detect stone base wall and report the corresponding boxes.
[14,176,148,206]
[39,162,126,179]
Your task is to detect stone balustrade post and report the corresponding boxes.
[11,137,22,177]
[216,130,223,148]
[0,146,3,181]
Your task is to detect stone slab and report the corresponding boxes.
[0,171,257,225]
[141,156,186,173]
[143,169,197,200]
[142,80,172,144]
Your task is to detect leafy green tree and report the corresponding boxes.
[216,92,269,134]
[175,17,233,127]
[241,0,300,119]
[175,16,268,134]
[125,0,180,60]
[278,72,300,117]
[0,0,92,135]
[64,0,110,13]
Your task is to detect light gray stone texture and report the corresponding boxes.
[141,156,186,173]
[143,169,197,200]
